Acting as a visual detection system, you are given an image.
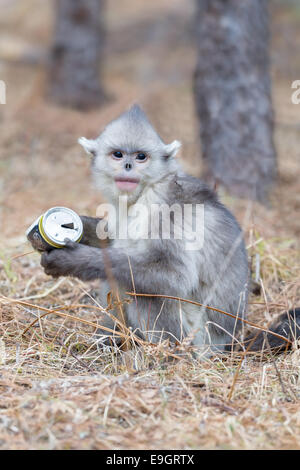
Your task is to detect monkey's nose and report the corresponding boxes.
[125,163,132,171]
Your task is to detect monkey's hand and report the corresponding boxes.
[41,241,93,279]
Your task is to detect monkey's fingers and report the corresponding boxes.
[40,250,63,278]
[64,239,78,250]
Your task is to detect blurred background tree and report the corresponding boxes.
[48,0,106,110]
[194,0,277,202]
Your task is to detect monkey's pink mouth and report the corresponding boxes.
[115,178,140,191]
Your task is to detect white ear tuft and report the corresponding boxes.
[78,137,97,156]
[165,140,182,158]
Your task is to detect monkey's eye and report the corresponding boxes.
[136,153,148,162]
[112,151,123,159]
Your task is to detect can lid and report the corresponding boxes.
[41,207,83,247]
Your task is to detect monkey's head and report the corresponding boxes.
[78,105,181,203]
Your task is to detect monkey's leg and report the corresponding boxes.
[94,281,128,346]
[40,240,191,344]
[126,298,187,344]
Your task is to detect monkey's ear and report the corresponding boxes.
[164,140,181,159]
[78,137,98,156]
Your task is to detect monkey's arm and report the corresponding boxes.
[41,240,191,296]
[79,216,111,247]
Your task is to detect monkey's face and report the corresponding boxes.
[106,149,151,192]
[78,105,181,203]
[91,141,181,203]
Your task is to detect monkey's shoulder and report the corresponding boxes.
[169,173,244,237]
[169,174,219,206]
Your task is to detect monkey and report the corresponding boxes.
[38,105,299,354]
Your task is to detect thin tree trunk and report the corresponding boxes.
[49,0,106,110]
[194,0,276,202]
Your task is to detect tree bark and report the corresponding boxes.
[49,0,106,110]
[194,0,276,202]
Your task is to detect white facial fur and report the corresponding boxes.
[78,105,181,204]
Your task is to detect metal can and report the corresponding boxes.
[26,207,83,251]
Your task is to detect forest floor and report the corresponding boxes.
[0,0,300,450]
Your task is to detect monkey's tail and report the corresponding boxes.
[241,308,300,353]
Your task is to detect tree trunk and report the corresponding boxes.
[49,0,106,110]
[194,0,276,202]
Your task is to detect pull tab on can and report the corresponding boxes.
[26,207,83,251]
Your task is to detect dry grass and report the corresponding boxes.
[0,0,300,450]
